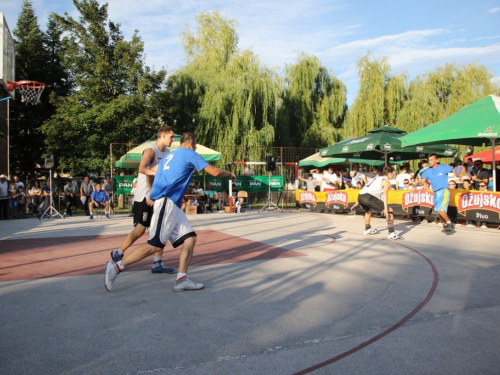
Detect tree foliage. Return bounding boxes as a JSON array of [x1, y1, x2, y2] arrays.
[[42, 0, 167, 175], [10, 0, 70, 179], [278, 53, 346, 148]]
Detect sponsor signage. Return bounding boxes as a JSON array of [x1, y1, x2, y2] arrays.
[[401, 191, 434, 211], [114, 176, 134, 195], [299, 191, 317, 206], [325, 191, 348, 209], [458, 192, 500, 218], [190, 175, 284, 192]]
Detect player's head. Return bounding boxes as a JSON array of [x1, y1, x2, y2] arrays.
[[158, 125, 175, 148], [428, 153, 438, 167], [382, 166, 394, 177], [181, 133, 197, 151]]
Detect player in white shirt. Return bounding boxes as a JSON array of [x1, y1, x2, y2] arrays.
[[357, 166, 403, 240]]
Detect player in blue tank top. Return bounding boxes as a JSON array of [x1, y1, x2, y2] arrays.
[[104, 133, 236, 293], [420, 153, 454, 234], [151, 148, 209, 206]]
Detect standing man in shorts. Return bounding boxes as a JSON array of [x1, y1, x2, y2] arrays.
[[357, 166, 403, 240], [110, 125, 176, 273], [420, 153, 454, 233], [105, 133, 236, 292]]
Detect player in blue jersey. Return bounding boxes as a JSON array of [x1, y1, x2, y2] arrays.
[[420, 153, 454, 233], [104, 133, 236, 292]]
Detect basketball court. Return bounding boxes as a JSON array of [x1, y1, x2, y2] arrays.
[[1, 211, 499, 374]]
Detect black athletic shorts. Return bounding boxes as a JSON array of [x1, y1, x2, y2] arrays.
[[358, 193, 384, 213], [133, 198, 154, 228]]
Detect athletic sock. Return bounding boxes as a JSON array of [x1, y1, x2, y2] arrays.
[[365, 225, 371, 230], [116, 261, 125, 272], [116, 249, 124, 256], [153, 256, 162, 263], [176, 272, 186, 282]]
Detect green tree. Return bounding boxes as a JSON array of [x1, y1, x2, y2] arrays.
[[277, 53, 347, 148], [344, 52, 407, 138], [42, 0, 167, 175], [10, 0, 63, 179], [176, 11, 281, 166]]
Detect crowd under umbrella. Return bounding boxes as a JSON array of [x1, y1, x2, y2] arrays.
[[400, 95, 500, 191], [464, 146, 500, 164], [319, 125, 457, 165], [298, 152, 403, 168]]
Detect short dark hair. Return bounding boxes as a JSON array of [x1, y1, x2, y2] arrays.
[[463, 179, 470, 183], [428, 153, 438, 159], [382, 166, 394, 176], [180, 133, 196, 144], [158, 125, 174, 137]]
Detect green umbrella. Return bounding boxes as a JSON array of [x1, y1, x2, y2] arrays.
[[115, 134, 222, 168], [400, 94, 500, 190], [320, 125, 457, 165]]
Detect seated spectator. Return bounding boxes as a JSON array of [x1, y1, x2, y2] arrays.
[[205, 183, 221, 212], [471, 160, 490, 190], [403, 179, 415, 190], [309, 169, 322, 191], [191, 181, 204, 195], [63, 180, 77, 217], [448, 180, 458, 190], [355, 180, 365, 190], [17, 186, 27, 219], [396, 165, 412, 190], [29, 181, 43, 214], [89, 183, 110, 219], [344, 181, 353, 189]]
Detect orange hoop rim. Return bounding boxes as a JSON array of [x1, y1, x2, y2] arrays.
[[7, 80, 45, 92]]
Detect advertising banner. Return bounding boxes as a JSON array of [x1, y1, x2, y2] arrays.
[[113, 176, 134, 195], [189, 175, 284, 193], [295, 189, 500, 224]]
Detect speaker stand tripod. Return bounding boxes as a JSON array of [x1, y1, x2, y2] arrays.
[[259, 173, 281, 212], [39, 169, 64, 220]]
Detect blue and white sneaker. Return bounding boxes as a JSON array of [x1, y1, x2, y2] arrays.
[[110, 250, 124, 263], [151, 261, 175, 274]]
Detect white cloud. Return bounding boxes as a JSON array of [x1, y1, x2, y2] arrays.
[[489, 7, 500, 13]]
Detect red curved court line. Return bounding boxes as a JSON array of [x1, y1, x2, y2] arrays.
[[293, 240, 439, 375]]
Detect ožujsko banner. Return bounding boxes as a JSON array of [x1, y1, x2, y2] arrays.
[[296, 189, 500, 224]]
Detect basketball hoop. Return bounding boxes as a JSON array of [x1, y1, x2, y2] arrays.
[[7, 80, 45, 105]]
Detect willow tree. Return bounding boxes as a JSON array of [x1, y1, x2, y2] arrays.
[[396, 62, 499, 158], [176, 11, 281, 166], [344, 52, 407, 137], [277, 53, 347, 148]]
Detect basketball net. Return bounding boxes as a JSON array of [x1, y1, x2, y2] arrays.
[[7, 80, 45, 105]]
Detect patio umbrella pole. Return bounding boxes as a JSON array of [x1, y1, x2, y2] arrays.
[[492, 139, 497, 192]]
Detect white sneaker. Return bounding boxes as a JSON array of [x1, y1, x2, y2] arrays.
[[174, 278, 204, 292], [388, 232, 403, 240], [480, 224, 487, 229], [104, 261, 120, 292], [466, 223, 475, 228], [364, 228, 378, 235]]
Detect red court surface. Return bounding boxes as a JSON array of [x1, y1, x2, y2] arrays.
[[0, 230, 306, 281]]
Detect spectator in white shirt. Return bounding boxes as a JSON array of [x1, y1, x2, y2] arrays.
[[322, 167, 338, 192]]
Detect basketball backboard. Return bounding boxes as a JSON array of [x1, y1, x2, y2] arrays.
[[0, 13, 15, 98]]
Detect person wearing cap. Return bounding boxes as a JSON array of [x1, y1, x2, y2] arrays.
[[0, 174, 9, 220]]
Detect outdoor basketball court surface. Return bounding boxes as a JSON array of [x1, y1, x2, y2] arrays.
[[1, 211, 499, 375]]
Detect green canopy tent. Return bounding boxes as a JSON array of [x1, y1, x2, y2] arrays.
[[115, 134, 222, 168], [320, 125, 457, 165], [400, 95, 500, 190], [298, 153, 402, 168]]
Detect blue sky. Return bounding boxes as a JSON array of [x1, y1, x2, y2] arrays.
[[2, 0, 500, 104]]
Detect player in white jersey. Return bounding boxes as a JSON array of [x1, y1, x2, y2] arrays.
[[110, 126, 176, 273], [357, 166, 403, 240]]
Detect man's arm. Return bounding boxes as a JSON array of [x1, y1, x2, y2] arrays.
[[204, 165, 236, 180], [138, 148, 157, 177]]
